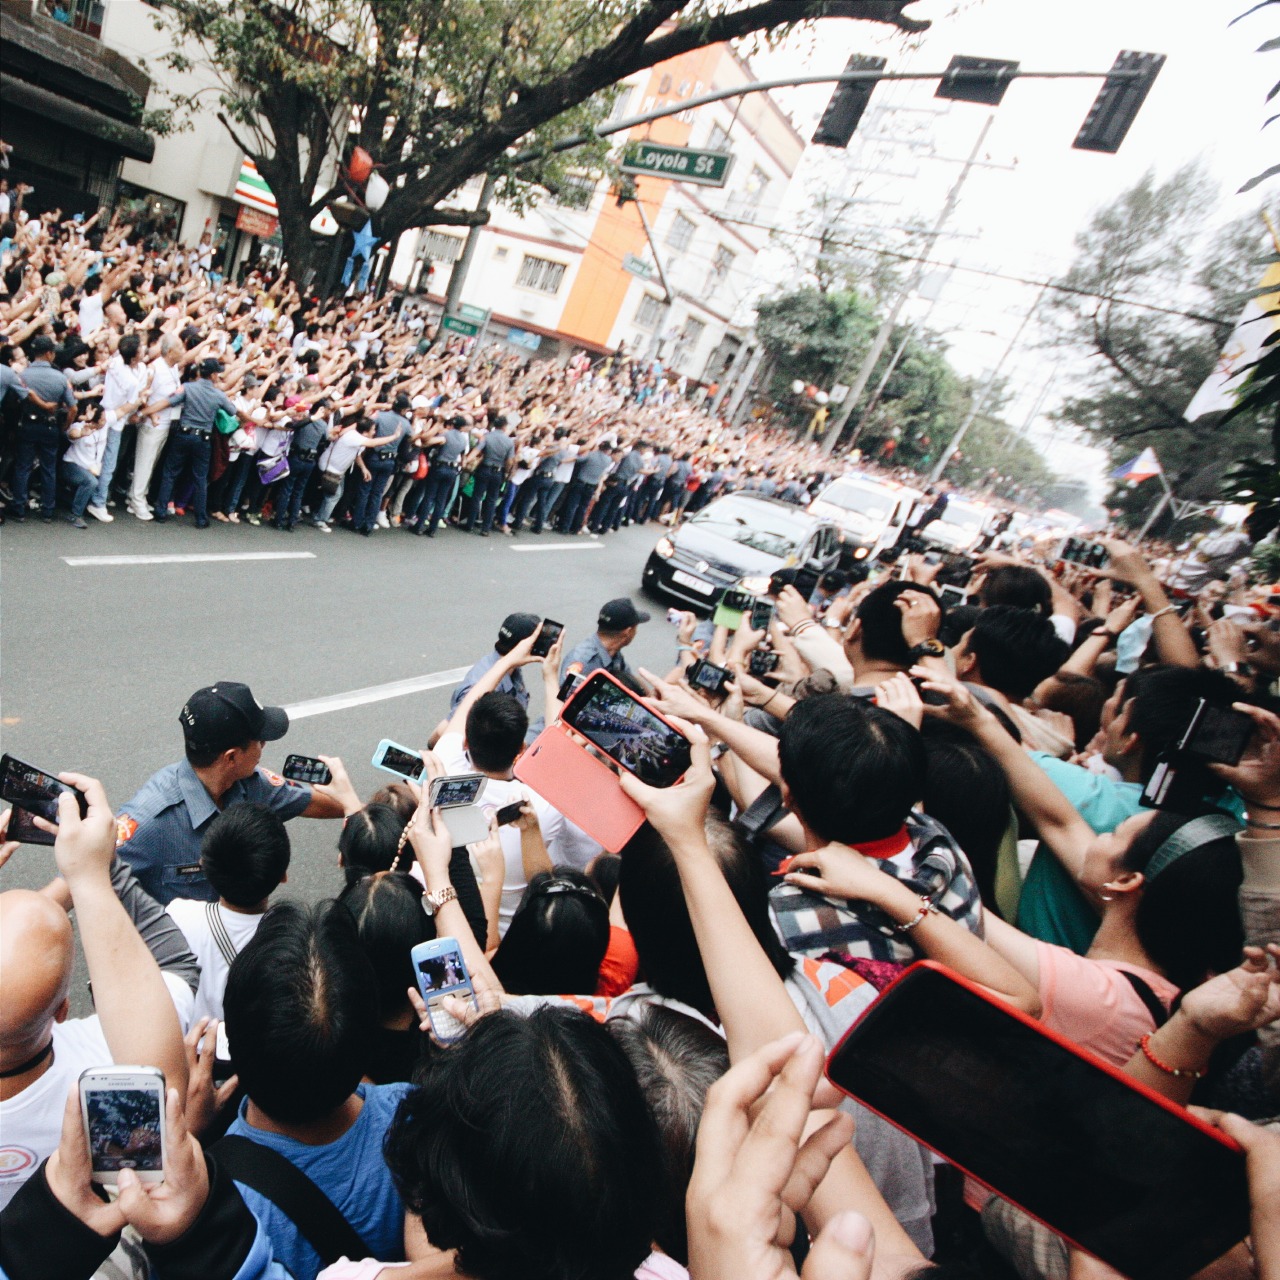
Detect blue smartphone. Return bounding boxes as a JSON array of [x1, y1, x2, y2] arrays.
[[410, 937, 478, 1044], [371, 738, 425, 781]]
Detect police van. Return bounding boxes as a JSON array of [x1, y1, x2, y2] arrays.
[[808, 474, 922, 566]]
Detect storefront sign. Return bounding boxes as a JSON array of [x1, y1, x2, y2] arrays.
[[506, 328, 542, 352], [235, 205, 279, 238]]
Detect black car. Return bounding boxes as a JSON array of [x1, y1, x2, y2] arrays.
[[641, 493, 842, 610]]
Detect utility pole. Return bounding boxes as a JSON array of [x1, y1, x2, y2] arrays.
[[443, 173, 496, 318], [927, 282, 1046, 483], [821, 114, 994, 455]]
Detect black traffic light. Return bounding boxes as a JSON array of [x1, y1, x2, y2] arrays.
[[935, 55, 1020, 106], [812, 55, 886, 148], [1074, 51, 1166, 154]]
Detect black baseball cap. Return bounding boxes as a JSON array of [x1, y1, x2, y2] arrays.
[[199, 358, 225, 377], [496, 612, 540, 655], [598, 598, 651, 631], [180, 682, 289, 753]]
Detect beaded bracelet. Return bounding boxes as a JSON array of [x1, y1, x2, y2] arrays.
[[1139, 1032, 1206, 1080], [895, 895, 938, 933]]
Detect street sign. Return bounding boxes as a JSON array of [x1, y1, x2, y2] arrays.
[[442, 315, 479, 337], [622, 253, 654, 280], [620, 142, 733, 188], [458, 303, 488, 322], [506, 327, 542, 352]]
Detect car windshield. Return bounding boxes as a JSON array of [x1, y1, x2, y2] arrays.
[[821, 481, 891, 521], [942, 504, 986, 531], [689, 499, 802, 558]]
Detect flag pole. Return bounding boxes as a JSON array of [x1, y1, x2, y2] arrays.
[[1136, 463, 1174, 541]]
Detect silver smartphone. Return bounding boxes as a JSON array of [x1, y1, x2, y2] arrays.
[[79, 1066, 166, 1186]]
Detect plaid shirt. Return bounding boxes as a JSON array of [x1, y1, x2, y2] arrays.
[[769, 811, 983, 964]]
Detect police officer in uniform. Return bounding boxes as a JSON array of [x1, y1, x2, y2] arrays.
[[560, 598, 651, 695], [352, 394, 408, 535], [7, 336, 75, 523], [114, 682, 346, 904], [412, 412, 470, 537], [465, 410, 516, 535]]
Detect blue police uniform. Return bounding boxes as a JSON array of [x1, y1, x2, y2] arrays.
[[10, 360, 74, 520], [560, 633, 639, 689], [449, 650, 529, 713], [115, 760, 312, 904]]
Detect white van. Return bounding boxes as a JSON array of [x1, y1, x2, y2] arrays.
[[917, 497, 991, 554], [809, 475, 922, 564]]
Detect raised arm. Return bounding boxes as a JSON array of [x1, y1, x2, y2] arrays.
[[1101, 539, 1198, 669]]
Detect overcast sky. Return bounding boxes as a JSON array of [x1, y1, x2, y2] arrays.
[[747, 0, 1278, 497]]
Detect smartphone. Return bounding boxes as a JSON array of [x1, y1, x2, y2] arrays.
[[558, 671, 586, 704], [1178, 698, 1253, 767], [282, 754, 332, 786], [79, 1067, 167, 1187], [666, 608, 686, 625], [687, 657, 733, 697], [826, 963, 1248, 1280], [938, 554, 975, 588], [910, 676, 952, 708], [749, 598, 775, 632], [721, 587, 753, 613], [530, 619, 563, 659], [938, 584, 967, 609], [560, 671, 692, 789], [372, 739, 425, 782], [791, 565, 821, 600], [494, 800, 525, 826], [0, 754, 89, 847], [428, 773, 487, 809], [410, 937, 478, 1044], [748, 649, 780, 677]]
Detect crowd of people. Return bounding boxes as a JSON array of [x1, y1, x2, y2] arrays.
[[0, 201, 860, 537], [2, 500, 1279, 1280]]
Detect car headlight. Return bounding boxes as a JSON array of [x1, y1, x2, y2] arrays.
[[853, 546, 869, 559], [654, 536, 675, 559], [739, 575, 771, 595]]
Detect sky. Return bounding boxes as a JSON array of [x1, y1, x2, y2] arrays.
[[746, 0, 1278, 497]]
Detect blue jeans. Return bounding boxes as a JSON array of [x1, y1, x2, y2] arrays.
[[90, 428, 124, 508], [353, 457, 394, 531], [274, 456, 316, 525], [498, 479, 521, 528], [466, 466, 504, 532], [416, 464, 458, 533], [12, 436, 60, 516], [513, 474, 553, 531], [559, 480, 595, 534], [590, 483, 627, 532], [62, 461, 98, 518], [154, 431, 212, 524], [314, 478, 347, 525]]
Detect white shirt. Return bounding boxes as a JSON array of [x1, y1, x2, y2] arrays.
[[78, 292, 105, 338], [321, 427, 373, 475], [165, 899, 265, 1024], [101, 356, 144, 429], [63, 422, 109, 472], [146, 356, 182, 428], [553, 443, 580, 484]]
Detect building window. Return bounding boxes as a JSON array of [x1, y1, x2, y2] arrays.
[[743, 165, 770, 208], [494, 246, 509, 260], [553, 174, 596, 210], [608, 87, 634, 123], [516, 255, 568, 294], [419, 230, 464, 262], [681, 317, 706, 347], [635, 293, 664, 329], [707, 123, 733, 155], [703, 245, 736, 296], [42, 0, 104, 37], [666, 212, 695, 253]]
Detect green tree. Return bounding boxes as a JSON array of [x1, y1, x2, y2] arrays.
[[147, 0, 928, 287], [753, 286, 880, 399]]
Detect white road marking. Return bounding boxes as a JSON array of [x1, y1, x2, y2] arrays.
[[283, 667, 471, 720], [509, 542, 604, 553], [61, 552, 317, 567]]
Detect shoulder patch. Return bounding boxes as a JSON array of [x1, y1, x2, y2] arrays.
[[262, 770, 285, 787], [115, 814, 139, 847], [565, 661, 584, 676]]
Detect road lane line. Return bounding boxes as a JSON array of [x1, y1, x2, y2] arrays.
[[283, 667, 471, 720], [61, 552, 317, 567], [509, 543, 604, 552]]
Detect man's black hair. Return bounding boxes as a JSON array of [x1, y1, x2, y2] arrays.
[[223, 900, 377, 1123], [201, 802, 290, 907], [184, 739, 252, 769], [965, 605, 1070, 702], [854, 581, 941, 669], [385, 1007, 663, 1280], [117, 332, 140, 364], [466, 692, 528, 772], [1122, 665, 1245, 781], [979, 565, 1052, 615], [491, 869, 609, 996], [779, 693, 926, 843]]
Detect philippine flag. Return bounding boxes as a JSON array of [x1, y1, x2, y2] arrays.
[[1110, 447, 1162, 484]]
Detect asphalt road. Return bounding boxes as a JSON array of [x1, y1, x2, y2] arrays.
[[0, 514, 678, 1010]]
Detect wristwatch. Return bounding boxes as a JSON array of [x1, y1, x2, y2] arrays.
[[907, 640, 945, 661], [422, 885, 458, 916]]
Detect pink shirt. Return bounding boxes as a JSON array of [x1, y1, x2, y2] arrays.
[[1034, 941, 1178, 1066]]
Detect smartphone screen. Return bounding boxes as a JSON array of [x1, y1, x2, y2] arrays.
[[374, 741, 425, 781], [560, 675, 691, 788], [530, 619, 563, 659], [411, 939, 477, 1044], [1181, 700, 1253, 767], [282, 754, 332, 786], [939, 584, 967, 608], [750, 599, 775, 631], [429, 774, 485, 809], [80, 1071, 166, 1184], [687, 658, 732, 696], [495, 800, 525, 826], [748, 650, 780, 677], [791, 566, 821, 599], [721, 588, 752, 613], [0, 754, 88, 846], [826, 965, 1249, 1280]]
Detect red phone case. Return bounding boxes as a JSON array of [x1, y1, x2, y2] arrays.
[[826, 961, 1247, 1277]]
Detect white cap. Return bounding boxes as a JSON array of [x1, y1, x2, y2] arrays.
[[411, 395, 431, 410]]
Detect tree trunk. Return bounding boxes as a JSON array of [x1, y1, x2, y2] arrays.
[[270, 183, 318, 291]]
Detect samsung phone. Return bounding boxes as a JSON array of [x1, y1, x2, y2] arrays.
[[1059, 536, 1109, 570], [687, 658, 733, 697], [0, 754, 89, 847], [530, 619, 563, 659], [826, 963, 1248, 1280], [79, 1066, 167, 1187], [749, 598, 775, 632], [410, 937, 478, 1044], [1179, 697, 1253, 767], [494, 800, 525, 827], [372, 739, 426, 782], [559, 671, 692, 789], [748, 649, 781, 677], [428, 773, 487, 809], [791, 565, 822, 600], [721, 587, 753, 613], [282, 754, 332, 786]]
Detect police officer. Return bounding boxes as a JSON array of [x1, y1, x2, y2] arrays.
[[273, 401, 335, 531], [464, 409, 516, 535], [559, 440, 617, 535], [510, 432, 564, 535], [412, 412, 470, 537], [144, 358, 251, 528], [352, 393, 408, 535], [114, 681, 346, 904], [7, 336, 75, 523], [591, 439, 643, 534], [449, 612, 540, 714], [560, 598, 651, 695]]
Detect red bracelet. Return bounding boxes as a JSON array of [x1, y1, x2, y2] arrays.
[[1139, 1032, 1206, 1080]]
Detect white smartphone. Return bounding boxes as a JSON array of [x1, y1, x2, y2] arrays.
[[371, 738, 426, 782], [428, 773, 491, 845], [79, 1066, 167, 1186], [410, 937, 478, 1044]]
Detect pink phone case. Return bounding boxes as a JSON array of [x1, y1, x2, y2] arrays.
[[514, 721, 646, 852]]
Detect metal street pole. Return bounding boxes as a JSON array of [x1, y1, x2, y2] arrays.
[[1137, 468, 1176, 540], [822, 114, 994, 455], [443, 173, 496, 318], [710, 336, 753, 415]]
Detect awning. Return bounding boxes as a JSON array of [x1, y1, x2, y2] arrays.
[[233, 158, 278, 216], [0, 75, 154, 163]]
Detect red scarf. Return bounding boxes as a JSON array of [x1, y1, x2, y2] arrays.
[[775, 826, 910, 875]]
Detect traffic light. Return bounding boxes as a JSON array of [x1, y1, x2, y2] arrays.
[[935, 55, 1020, 106], [812, 55, 886, 148], [1073, 51, 1166, 154]]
